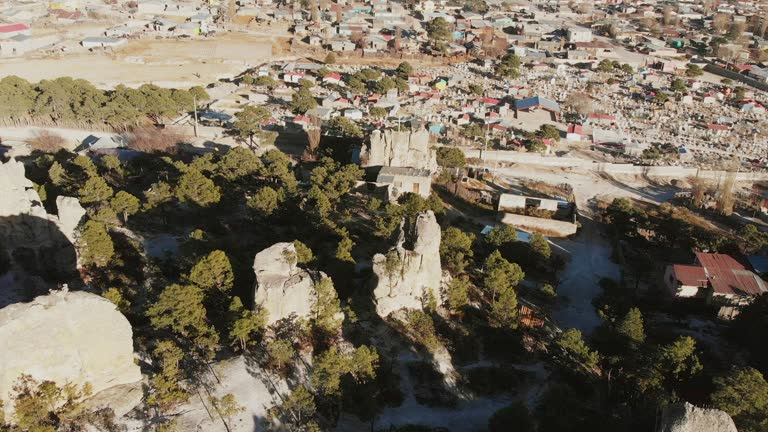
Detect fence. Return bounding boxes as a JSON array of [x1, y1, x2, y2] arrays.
[[462, 149, 768, 181], [703, 63, 768, 92]]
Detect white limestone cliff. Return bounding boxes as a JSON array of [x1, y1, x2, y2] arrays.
[[362, 130, 437, 172], [372, 211, 444, 317], [253, 242, 327, 326], [659, 402, 738, 432], [0, 290, 142, 417]]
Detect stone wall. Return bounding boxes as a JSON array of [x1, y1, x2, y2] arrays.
[[500, 213, 578, 237], [462, 148, 768, 181]]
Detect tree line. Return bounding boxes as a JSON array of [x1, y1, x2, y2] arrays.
[[0, 76, 209, 130]]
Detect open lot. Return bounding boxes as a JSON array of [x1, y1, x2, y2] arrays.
[[0, 32, 278, 89]]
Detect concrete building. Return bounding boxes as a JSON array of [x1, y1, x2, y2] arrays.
[[567, 28, 592, 43], [497, 193, 562, 212], [375, 166, 431, 199], [81, 37, 126, 49]]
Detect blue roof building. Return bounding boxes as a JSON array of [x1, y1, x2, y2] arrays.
[[514, 96, 560, 112]]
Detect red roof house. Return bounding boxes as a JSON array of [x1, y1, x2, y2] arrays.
[[0, 23, 30, 39], [665, 253, 767, 306]]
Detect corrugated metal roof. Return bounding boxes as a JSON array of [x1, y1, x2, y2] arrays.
[[696, 252, 767, 296], [672, 264, 707, 287], [514, 96, 560, 112]]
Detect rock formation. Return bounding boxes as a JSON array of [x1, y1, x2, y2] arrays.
[[0, 158, 85, 280], [372, 211, 443, 317], [55, 196, 87, 245], [0, 290, 142, 417], [253, 242, 326, 326], [361, 130, 437, 172], [658, 402, 737, 432]]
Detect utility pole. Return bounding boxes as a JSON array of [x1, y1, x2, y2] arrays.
[[193, 95, 199, 138]]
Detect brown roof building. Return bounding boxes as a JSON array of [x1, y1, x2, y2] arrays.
[[664, 253, 767, 313]]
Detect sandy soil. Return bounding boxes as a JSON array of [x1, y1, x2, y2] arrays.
[[0, 33, 276, 89]]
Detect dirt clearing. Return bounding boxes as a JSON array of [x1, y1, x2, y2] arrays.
[[0, 33, 278, 89]]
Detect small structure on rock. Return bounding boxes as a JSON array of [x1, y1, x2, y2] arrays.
[[253, 242, 331, 326], [658, 402, 737, 432], [371, 211, 444, 317], [0, 290, 143, 418]]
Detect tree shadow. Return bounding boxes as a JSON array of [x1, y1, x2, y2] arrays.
[[0, 214, 82, 308]]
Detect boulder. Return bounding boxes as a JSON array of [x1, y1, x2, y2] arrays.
[[0, 158, 45, 220], [55, 196, 86, 245], [0, 159, 82, 281], [658, 402, 737, 432], [372, 211, 443, 317], [361, 130, 437, 172], [253, 242, 326, 326], [0, 290, 142, 418]]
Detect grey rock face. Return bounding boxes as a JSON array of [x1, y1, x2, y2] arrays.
[[362, 130, 437, 172], [0, 159, 85, 281], [253, 242, 327, 325], [372, 211, 443, 317], [0, 290, 142, 418], [659, 402, 738, 432]]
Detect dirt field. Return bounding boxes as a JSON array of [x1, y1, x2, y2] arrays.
[[0, 32, 278, 89]]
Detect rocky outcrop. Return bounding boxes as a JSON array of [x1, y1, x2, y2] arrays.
[[0, 158, 46, 220], [253, 243, 325, 326], [372, 211, 443, 317], [55, 196, 86, 245], [362, 130, 437, 172], [659, 402, 737, 432], [0, 290, 142, 418], [0, 159, 84, 279]]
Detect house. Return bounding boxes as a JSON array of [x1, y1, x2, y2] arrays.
[[665, 252, 768, 308], [567, 50, 591, 60], [283, 72, 305, 84], [76, 135, 128, 153], [498, 194, 563, 213], [513, 96, 561, 120], [375, 166, 431, 199], [330, 39, 356, 51], [344, 109, 363, 120], [0, 34, 29, 57], [740, 101, 766, 114], [566, 124, 584, 141], [567, 28, 592, 43], [323, 73, 343, 85], [0, 23, 30, 40], [365, 34, 389, 50], [81, 37, 126, 49]]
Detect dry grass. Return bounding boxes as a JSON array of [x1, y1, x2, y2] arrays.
[[28, 130, 67, 153], [126, 127, 184, 153]]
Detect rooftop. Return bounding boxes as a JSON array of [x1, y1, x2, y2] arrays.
[[378, 166, 431, 178], [696, 252, 768, 297]]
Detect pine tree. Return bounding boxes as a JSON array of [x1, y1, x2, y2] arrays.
[[110, 191, 140, 223], [617, 307, 645, 344], [175, 169, 221, 207], [78, 220, 114, 268], [187, 250, 234, 293], [78, 176, 114, 204]]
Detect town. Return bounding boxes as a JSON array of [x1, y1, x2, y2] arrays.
[[0, 0, 767, 432]]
